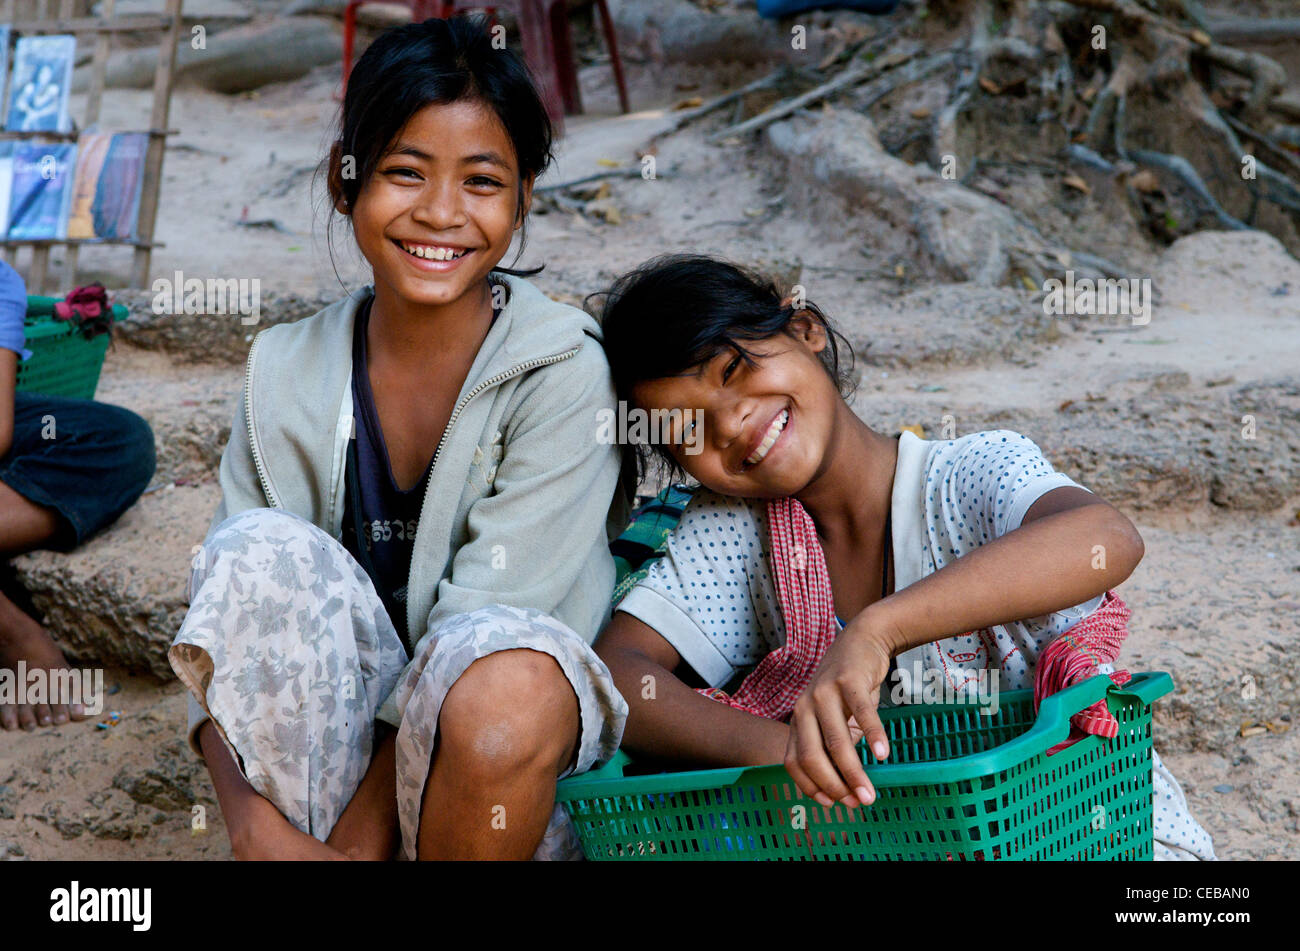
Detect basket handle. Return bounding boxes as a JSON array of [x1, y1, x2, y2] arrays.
[[582, 748, 633, 780], [1104, 670, 1174, 706], [1031, 671, 1113, 739], [557, 747, 753, 798], [1020, 670, 1171, 753]]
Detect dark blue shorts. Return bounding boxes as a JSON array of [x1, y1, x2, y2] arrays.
[[1, 391, 156, 552]]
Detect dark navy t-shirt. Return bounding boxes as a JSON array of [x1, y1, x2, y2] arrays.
[[340, 285, 504, 649]]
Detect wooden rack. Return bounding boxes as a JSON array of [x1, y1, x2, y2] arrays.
[[0, 0, 183, 294]]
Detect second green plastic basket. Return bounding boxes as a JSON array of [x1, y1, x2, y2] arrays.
[[15, 295, 129, 400], [557, 671, 1173, 861]]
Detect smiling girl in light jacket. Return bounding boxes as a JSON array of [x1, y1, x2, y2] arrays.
[[170, 16, 629, 861]]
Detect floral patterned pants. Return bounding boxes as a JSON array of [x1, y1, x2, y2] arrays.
[[169, 507, 627, 860]]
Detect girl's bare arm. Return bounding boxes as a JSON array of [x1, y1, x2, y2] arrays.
[[596, 611, 791, 769], [873, 487, 1143, 651], [787, 487, 1145, 807]]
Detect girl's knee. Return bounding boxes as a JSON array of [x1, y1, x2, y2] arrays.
[[208, 506, 317, 549], [194, 507, 331, 590], [436, 649, 578, 775]]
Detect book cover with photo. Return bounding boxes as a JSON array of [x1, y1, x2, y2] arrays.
[[7, 142, 77, 239], [67, 132, 148, 239], [6, 34, 76, 134]]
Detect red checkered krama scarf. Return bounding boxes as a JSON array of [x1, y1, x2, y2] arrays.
[[697, 496, 1132, 750]]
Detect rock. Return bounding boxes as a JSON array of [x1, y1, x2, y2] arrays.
[[764, 107, 1045, 286], [1155, 229, 1300, 296], [856, 369, 1299, 516], [148, 401, 231, 488], [91, 0, 253, 30], [0, 840, 26, 860], [287, 0, 415, 28], [840, 282, 1056, 368], [1034, 379, 1300, 514], [740, 256, 803, 299], [110, 740, 207, 824], [86, 816, 146, 841], [110, 287, 342, 366], [1043, 411, 1212, 512], [285, 0, 349, 15], [353, 2, 420, 28], [9, 483, 221, 678], [92, 346, 240, 486], [609, 0, 829, 66], [72, 16, 343, 95], [1206, 380, 1299, 512], [36, 801, 86, 839], [112, 765, 196, 812]]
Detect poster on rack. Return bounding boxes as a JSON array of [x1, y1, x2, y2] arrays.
[[67, 131, 149, 239], [6, 142, 77, 239], [6, 34, 76, 133]]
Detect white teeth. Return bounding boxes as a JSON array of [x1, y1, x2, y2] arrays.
[[745, 409, 788, 466], [401, 242, 467, 261]]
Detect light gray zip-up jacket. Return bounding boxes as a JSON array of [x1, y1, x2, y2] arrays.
[[186, 272, 628, 740]]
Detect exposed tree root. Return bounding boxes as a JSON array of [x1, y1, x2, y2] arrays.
[[708, 47, 958, 142], [942, 0, 1300, 252], [644, 0, 1300, 283]]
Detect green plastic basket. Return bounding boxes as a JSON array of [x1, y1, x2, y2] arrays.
[[557, 671, 1173, 861], [15, 295, 129, 400]]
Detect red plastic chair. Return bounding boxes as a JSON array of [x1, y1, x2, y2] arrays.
[[342, 1, 447, 89], [341, 0, 630, 133]]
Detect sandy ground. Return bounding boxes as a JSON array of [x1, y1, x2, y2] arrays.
[[1, 49, 1297, 861]]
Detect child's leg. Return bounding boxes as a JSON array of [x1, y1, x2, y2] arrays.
[[387, 604, 628, 860], [0, 525, 78, 729], [0, 392, 153, 729], [170, 507, 409, 850], [0, 477, 73, 730], [2, 392, 156, 555], [418, 649, 579, 859], [0, 476, 65, 555]]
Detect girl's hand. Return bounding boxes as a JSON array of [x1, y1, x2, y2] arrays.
[[784, 615, 898, 808]]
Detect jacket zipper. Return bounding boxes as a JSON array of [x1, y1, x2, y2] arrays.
[[413, 345, 581, 527], [244, 326, 582, 634], [406, 346, 581, 634], [243, 331, 280, 509]]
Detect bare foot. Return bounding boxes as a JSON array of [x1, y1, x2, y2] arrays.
[[0, 590, 89, 731]]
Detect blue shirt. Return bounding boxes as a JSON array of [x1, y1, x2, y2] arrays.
[[0, 260, 32, 362]]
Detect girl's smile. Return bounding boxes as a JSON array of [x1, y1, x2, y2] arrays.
[[742, 405, 791, 468], [393, 239, 477, 272]]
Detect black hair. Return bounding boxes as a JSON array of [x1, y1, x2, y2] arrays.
[[321, 13, 554, 282], [593, 253, 857, 486]]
